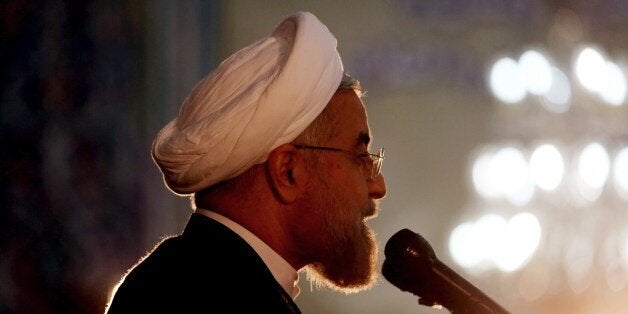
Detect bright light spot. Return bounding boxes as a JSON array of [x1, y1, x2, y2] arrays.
[[600, 61, 627, 106], [471, 147, 534, 204], [578, 143, 610, 188], [449, 222, 481, 268], [614, 147, 628, 200], [474, 214, 508, 265], [490, 57, 526, 104], [577, 142, 610, 201], [530, 144, 564, 191], [508, 183, 535, 206], [519, 50, 553, 95], [542, 67, 571, 113], [495, 212, 541, 272], [450, 213, 543, 273], [493, 147, 534, 205], [575, 47, 606, 93], [472, 151, 500, 198]]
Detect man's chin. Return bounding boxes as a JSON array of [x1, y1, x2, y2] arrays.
[[304, 230, 379, 294], [362, 201, 379, 220], [304, 263, 378, 294]]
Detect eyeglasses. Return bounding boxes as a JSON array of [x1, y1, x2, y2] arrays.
[[294, 144, 384, 180]]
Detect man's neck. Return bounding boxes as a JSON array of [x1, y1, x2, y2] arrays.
[[195, 208, 301, 299]]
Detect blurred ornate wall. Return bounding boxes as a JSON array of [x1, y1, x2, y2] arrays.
[[1, 1, 220, 313]]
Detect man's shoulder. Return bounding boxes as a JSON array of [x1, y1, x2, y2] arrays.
[[117, 214, 267, 285], [107, 214, 297, 313]]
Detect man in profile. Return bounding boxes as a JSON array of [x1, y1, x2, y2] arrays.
[[107, 11, 386, 313]]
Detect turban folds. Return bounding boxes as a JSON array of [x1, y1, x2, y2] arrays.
[[152, 11, 344, 195]]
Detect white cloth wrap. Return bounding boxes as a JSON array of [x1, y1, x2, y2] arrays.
[[152, 11, 344, 195]]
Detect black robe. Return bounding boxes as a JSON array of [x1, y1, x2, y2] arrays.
[[107, 213, 301, 313]]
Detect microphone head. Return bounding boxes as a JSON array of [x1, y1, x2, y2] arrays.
[[384, 228, 436, 263], [382, 229, 440, 305]]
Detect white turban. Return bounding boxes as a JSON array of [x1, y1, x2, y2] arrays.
[[152, 11, 344, 195]]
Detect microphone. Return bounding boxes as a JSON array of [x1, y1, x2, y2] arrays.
[[382, 229, 510, 314]]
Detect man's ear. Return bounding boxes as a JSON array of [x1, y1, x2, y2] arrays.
[[266, 144, 308, 203]]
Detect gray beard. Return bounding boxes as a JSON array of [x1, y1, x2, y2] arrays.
[[304, 192, 379, 293]]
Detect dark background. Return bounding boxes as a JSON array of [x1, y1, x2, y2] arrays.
[[1, 1, 221, 312]]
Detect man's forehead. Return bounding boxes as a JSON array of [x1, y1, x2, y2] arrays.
[[326, 89, 371, 149]]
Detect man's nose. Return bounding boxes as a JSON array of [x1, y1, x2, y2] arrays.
[[368, 173, 387, 199]]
